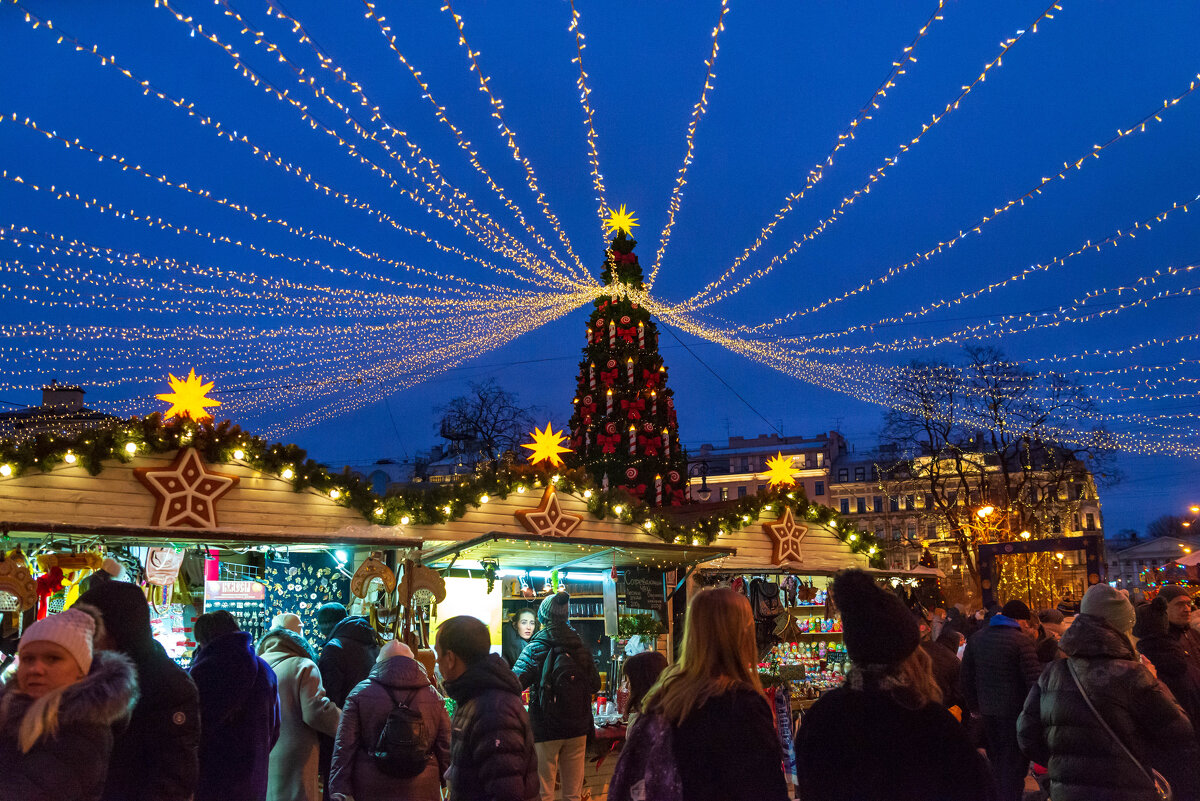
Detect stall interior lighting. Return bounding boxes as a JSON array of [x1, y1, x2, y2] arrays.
[[496, 568, 609, 580]]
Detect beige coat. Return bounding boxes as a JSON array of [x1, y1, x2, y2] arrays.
[[257, 629, 341, 801]]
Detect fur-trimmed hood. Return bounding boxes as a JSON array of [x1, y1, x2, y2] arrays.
[[0, 649, 138, 736], [256, 627, 318, 665]]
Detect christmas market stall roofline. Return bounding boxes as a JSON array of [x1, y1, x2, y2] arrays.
[[0, 415, 886, 563]]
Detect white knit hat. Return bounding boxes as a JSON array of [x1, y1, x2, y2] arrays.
[[19, 607, 97, 673]]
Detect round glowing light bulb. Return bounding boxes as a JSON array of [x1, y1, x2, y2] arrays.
[[583, 489, 593, 499], [443, 505, 453, 515], [848, 533, 857, 542], [124, 442, 138, 454], [281, 467, 294, 480], [232, 449, 245, 460], [373, 507, 385, 517], [479, 494, 490, 504], [644, 521, 654, 531], [0, 464, 11, 477], [400, 515, 411, 526], [64, 451, 77, 464], [613, 505, 624, 515], [329, 489, 341, 500], [517, 486, 527, 494]]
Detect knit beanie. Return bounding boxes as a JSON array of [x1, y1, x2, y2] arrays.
[[20, 607, 97, 673], [316, 603, 348, 638], [1157, 585, 1192, 604], [1000, 600, 1032, 621], [831, 569, 919, 665], [75, 580, 153, 656], [539, 591, 570, 625], [1081, 583, 1136, 635], [1133, 598, 1170, 639]]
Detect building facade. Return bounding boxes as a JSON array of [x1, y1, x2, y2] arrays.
[[0, 381, 117, 440], [688, 432, 845, 506]]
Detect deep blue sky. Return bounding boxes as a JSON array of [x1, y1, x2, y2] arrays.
[[1, 1, 1197, 535]]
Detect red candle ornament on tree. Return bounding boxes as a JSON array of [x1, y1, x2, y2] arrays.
[[629, 425, 637, 456]]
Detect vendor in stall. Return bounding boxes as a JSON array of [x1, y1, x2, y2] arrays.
[[502, 607, 538, 668]]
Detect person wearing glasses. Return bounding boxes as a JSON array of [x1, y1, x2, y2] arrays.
[[1159, 585, 1200, 673]]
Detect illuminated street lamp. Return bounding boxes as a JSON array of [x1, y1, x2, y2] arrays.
[[1020, 530, 1032, 540], [977, 506, 996, 519]]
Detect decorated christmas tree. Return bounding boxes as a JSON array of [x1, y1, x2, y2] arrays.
[[566, 208, 688, 506]]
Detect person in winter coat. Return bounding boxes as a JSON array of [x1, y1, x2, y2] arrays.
[[794, 571, 994, 801], [618, 650, 667, 727], [76, 580, 200, 801], [1018, 583, 1200, 801], [1134, 595, 1200, 727], [1157, 585, 1200, 672], [329, 640, 451, 801], [502, 607, 538, 668], [258, 626, 342, 801], [436, 615, 539, 801], [961, 598, 1041, 801], [610, 587, 788, 801], [1036, 609, 1068, 664], [919, 628, 965, 718], [512, 591, 601, 801], [318, 607, 380, 708], [0, 606, 138, 801], [190, 610, 281, 801]]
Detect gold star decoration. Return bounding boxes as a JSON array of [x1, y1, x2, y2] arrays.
[[135, 447, 239, 528], [763, 506, 808, 566], [604, 204, 640, 236], [520, 422, 573, 468], [515, 486, 583, 538], [761, 452, 796, 487], [156, 368, 221, 421]]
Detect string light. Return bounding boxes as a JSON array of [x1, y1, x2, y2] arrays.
[[567, 0, 610, 234], [646, 0, 730, 289]]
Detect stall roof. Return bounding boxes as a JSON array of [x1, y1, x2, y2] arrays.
[[0, 520, 424, 550], [419, 531, 733, 572], [865, 565, 948, 579]]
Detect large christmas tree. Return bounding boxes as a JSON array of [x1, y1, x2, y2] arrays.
[[567, 216, 688, 506]]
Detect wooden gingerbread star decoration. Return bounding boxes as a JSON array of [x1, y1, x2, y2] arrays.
[[763, 506, 808, 566], [135, 447, 239, 528], [515, 486, 583, 538]]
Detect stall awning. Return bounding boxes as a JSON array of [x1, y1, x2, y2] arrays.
[[0, 520, 424, 550], [1176, 552, 1200, 567], [419, 531, 733, 572]]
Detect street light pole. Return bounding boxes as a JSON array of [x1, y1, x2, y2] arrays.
[[1020, 530, 1033, 609]]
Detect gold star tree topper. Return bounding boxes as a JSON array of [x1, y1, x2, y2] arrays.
[[156, 369, 221, 421], [521, 423, 573, 468], [762, 452, 796, 488], [604, 204, 639, 236]]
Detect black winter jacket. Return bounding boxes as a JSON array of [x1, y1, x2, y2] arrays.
[[920, 640, 966, 714], [796, 684, 995, 801], [319, 616, 380, 708], [190, 631, 281, 801], [512, 621, 600, 742], [1136, 607, 1200, 727], [1018, 613, 1200, 801], [444, 654, 539, 801], [0, 651, 138, 801], [961, 615, 1040, 718], [674, 687, 789, 801]]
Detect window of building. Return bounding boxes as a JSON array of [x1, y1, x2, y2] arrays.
[[814, 481, 825, 496], [741, 457, 749, 472], [889, 497, 899, 512], [838, 468, 849, 482], [854, 467, 865, 482], [856, 497, 866, 514], [719, 487, 728, 501], [737, 486, 747, 498], [947, 491, 958, 506], [1052, 515, 1062, 533], [908, 524, 917, 540], [1073, 514, 1081, 531], [839, 498, 850, 514], [798, 453, 806, 468], [874, 524, 884, 540], [924, 493, 934, 509], [1086, 513, 1096, 531], [757, 484, 766, 494], [926, 523, 938, 539], [873, 496, 884, 512], [817, 452, 824, 467]]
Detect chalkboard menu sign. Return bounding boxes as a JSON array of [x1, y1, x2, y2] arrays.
[[624, 571, 665, 614]]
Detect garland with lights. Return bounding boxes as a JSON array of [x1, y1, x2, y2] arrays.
[[0, 414, 885, 565]]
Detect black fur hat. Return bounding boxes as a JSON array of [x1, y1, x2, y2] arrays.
[[831, 569, 920, 666]]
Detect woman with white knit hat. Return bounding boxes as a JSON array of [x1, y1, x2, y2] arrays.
[[0, 606, 138, 801]]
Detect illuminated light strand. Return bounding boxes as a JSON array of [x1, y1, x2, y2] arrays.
[[702, 68, 1200, 321], [6, 4, 567, 292], [232, 1, 581, 288], [638, 295, 1200, 458], [731, 192, 1199, 342], [153, 0, 575, 290], [0, 113, 553, 293], [716, 0, 949, 291], [646, 0, 730, 289], [682, 1, 1068, 310], [440, 0, 589, 280], [567, 0, 609, 232], [0, 169, 605, 303], [278, 1, 590, 286]]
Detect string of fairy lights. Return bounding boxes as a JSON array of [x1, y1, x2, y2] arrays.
[[0, 1, 1195, 461]]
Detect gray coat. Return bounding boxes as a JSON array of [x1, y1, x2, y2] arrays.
[[257, 628, 341, 801], [329, 655, 450, 801]]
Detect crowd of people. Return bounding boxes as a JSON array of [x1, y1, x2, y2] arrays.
[[4, 572, 1200, 800]]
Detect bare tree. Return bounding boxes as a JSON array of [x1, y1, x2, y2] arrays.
[[1146, 514, 1190, 540], [877, 346, 1120, 593], [437, 379, 538, 461]]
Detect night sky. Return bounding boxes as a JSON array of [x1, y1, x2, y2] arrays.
[[1, 1, 1197, 535]]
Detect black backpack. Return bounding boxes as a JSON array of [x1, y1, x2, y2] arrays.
[[538, 645, 591, 720], [368, 682, 430, 779]]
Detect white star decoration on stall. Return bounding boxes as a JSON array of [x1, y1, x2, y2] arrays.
[[515, 486, 583, 538], [134, 447, 239, 528], [763, 506, 807, 566]]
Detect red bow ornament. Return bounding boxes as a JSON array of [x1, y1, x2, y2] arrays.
[[614, 251, 637, 265], [620, 398, 646, 420], [637, 435, 661, 457], [642, 369, 661, 389], [598, 433, 621, 454], [600, 369, 618, 387], [669, 488, 687, 506], [616, 326, 637, 344], [620, 483, 647, 498]]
